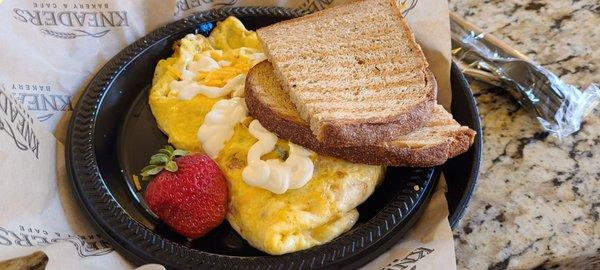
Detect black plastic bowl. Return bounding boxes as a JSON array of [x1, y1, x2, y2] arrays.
[[66, 6, 481, 270]]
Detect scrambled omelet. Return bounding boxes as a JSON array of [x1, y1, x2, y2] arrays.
[[148, 17, 384, 255]]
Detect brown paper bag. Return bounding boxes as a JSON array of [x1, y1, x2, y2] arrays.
[[0, 1, 455, 268]]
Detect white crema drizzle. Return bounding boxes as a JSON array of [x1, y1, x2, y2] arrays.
[[169, 54, 246, 100], [197, 97, 248, 158], [242, 120, 314, 194]]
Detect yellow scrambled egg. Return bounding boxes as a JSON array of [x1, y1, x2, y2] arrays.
[[148, 17, 384, 255]]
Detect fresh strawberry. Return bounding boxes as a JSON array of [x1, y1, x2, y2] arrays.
[[141, 146, 228, 239]]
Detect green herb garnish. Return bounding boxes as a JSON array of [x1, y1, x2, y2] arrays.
[[275, 145, 289, 161]]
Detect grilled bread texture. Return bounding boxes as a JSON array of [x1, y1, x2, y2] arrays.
[[245, 61, 476, 166], [257, 0, 436, 146]]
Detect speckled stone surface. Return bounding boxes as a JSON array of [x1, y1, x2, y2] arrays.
[[449, 0, 600, 269]]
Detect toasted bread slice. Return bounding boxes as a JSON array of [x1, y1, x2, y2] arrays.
[[246, 61, 475, 166], [257, 0, 436, 146]]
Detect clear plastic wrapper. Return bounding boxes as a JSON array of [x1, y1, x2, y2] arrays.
[[450, 16, 600, 139]]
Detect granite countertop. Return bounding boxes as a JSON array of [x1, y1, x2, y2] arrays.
[[449, 0, 599, 269]]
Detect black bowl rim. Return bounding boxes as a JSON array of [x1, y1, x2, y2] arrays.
[[447, 64, 483, 228], [65, 5, 482, 270]]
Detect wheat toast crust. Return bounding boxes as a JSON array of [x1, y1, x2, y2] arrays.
[[317, 70, 437, 146], [245, 62, 476, 166]]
